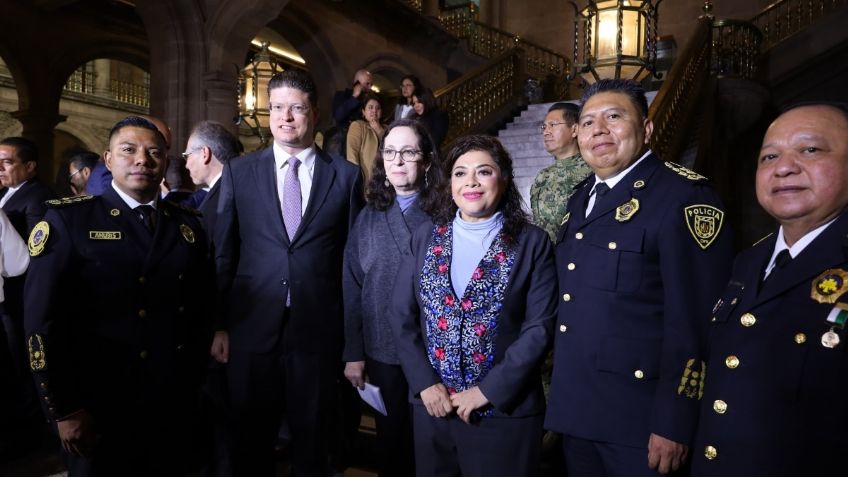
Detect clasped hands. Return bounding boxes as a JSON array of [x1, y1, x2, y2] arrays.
[[420, 383, 489, 423]]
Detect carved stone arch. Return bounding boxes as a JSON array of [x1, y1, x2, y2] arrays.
[[55, 122, 106, 155]]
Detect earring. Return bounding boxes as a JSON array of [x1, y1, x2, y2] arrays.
[[425, 174, 429, 188], [384, 178, 390, 187]]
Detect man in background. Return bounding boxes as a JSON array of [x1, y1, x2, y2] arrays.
[[67, 149, 100, 196]]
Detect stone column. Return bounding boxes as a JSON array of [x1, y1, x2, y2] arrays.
[[204, 72, 240, 136], [93, 59, 111, 97], [11, 111, 67, 185]]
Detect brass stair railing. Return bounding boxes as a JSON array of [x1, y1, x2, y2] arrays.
[[711, 19, 763, 79], [438, 3, 570, 100], [751, 0, 848, 49], [433, 49, 524, 148], [648, 17, 712, 162]]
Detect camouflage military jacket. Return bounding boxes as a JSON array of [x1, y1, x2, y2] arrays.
[[530, 153, 591, 241]]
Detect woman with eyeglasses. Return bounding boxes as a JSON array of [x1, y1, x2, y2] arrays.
[[394, 74, 422, 121], [346, 91, 386, 185], [390, 134, 557, 476], [343, 118, 443, 477]]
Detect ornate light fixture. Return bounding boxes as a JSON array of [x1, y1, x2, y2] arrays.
[[236, 41, 283, 147], [569, 0, 662, 84]]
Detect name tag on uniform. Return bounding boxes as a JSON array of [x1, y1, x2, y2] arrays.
[[89, 231, 122, 240]]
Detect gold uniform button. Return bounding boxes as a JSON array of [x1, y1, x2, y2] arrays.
[[138, 276, 146, 284], [634, 369, 644, 379], [713, 399, 727, 414], [704, 445, 717, 460], [567, 263, 576, 271], [740, 313, 756, 327], [725, 355, 740, 369], [562, 293, 572, 302], [794, 333, 807, 344], [138, 309, 147, 318], [575, 232, 584, 240], [559, 324, 567, 333], [608, 242, 617, 250], [140, 350, 149, 359]]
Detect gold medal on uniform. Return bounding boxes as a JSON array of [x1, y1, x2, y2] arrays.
[[180, 224, 196, 244], [615, 198, 639, 222], [811, 269, 848, 304], [822, 326, 841, 348]]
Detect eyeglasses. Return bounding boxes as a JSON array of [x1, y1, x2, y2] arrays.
[[382, 149, 423, 162], [68, 168, 84, 180], [269, 103, 310, 115], [181, 147, 202, 159], [540, 121, 568, 133]]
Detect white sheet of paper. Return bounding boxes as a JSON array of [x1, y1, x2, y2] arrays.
[[357, 383, 387, 416]]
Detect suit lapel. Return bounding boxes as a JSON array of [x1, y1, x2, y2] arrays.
[[582, 155, 661, 226], [293, 148, 335, 244], [102, 187, 152, 254], [755, 214, 848, 305], [386, 201, 415, 254], [145, 201, 183, 273], [253, 148, 289, 246]]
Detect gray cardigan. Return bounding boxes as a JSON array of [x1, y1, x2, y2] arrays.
[[343, 199, 431, 364]]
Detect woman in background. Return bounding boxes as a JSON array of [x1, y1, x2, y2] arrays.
[[411, 88, 448, 149], [390, 134, 557, 477], [393, 75, 422, 121], [343, 119, 443, 477], [347, 91, 386, 184]]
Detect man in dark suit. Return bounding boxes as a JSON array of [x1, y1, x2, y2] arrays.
[[545, 79, 734, 476], [691, 102, 848, 477], [23, 116, 215, 476], [0, 136, 55, 457], [214, 69, 363, 477], [182, 120, 240, 239]]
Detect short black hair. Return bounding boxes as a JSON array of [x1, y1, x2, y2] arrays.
[[108, 116, 167, 147], [547, 102, 579, 125], [67, 149, 100, 171], [0, 137, 38, 164], [267, 69, 318, 107], [189, 120, 241, 164], [580, 79, 649, 119]]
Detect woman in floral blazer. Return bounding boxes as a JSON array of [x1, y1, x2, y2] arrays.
[[390, 134, 558, 476]]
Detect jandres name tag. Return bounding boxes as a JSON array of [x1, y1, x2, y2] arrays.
[[89, 231, 122, 240]]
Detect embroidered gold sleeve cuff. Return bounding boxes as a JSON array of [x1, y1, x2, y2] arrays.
[[678, 358, 706, 399]]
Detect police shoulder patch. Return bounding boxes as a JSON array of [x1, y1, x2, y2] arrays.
[[684, 204, 724, 250], [45, 195, 95, 207], [28, 221, 50, 257], [664, 161, 707, 181]]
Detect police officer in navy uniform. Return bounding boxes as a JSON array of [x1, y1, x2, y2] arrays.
[[691, 102, 848, 477], [23, 116, 214, 476], [545, 79, 734, 476]]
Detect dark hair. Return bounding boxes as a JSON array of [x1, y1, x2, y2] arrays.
[[359, 91, 382, 113], [0, 137, 38, 164], [190, 120, 241, 163], [399, 74, 423, 105], [435, 134, 528, 240], [268, 69, 318, 107], [779, 100, 848, 123], [580, 79, 649, 119], [366, 118, 442, 215], [413, 88, 438, 118], [547, 102, 579, 125], [67, 149, 100, 171], [108, 116, 167, 146]]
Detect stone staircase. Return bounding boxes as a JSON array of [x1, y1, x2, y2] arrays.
[[499, 92, 658, 214]]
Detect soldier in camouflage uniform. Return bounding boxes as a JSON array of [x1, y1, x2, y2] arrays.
[[530, 102, 591, 241]]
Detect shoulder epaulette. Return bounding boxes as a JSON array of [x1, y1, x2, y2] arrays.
[[45, 195, 95, 207], [164, 200, 202, 216], [663, 161, 708, 182], [752, 232, 774, 247]]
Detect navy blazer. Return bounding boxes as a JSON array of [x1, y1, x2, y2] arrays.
[[391, 221, 557, 416], [2, 177, 54, 239], [215, 146, 363, 354], [692, 213, 848, 477], [545, 153, 734, 447]]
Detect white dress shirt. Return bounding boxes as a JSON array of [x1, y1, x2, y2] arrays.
[[763, 219, 836, 279], [585, 150, 651, 216], [0, 208, 29, 303], [111, 181, 157, 210], [0, 180, 28, 208]]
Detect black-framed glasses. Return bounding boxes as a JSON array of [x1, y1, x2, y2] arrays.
[[181, 147, 202, 159], [382, 149, 423, 162], [540, 121, 568, 133]]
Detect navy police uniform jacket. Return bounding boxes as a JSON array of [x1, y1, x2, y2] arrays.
[[23, 188, 214, 468], [545, 153, 734, 447], [692, 213, 848, 477]]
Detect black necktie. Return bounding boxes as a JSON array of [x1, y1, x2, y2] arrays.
[[594, 182, 611, 198], [765, 249, 792, 283], [135, 205, 155, 234]]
